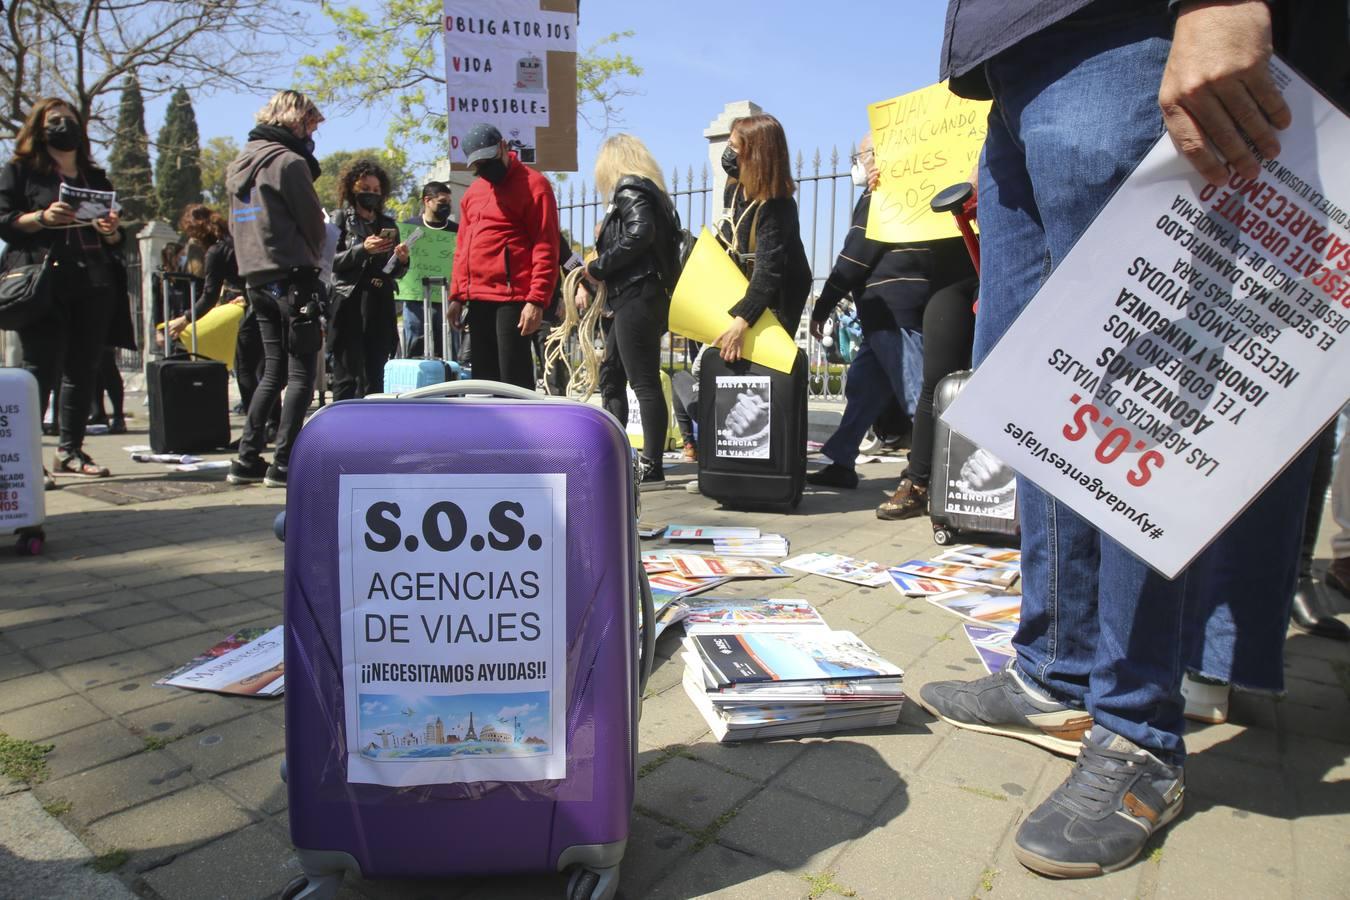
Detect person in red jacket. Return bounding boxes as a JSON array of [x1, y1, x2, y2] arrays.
[[448, 124, 560, 389]]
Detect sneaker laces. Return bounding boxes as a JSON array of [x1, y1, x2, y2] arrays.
[[1054, 741, 1141, 816]]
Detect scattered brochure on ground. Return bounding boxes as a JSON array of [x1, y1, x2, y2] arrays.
[[713, 535, 789, 557], [157, 625, 284, 696], [783, 552, 891, 588], [666, 525, 760, 541], [963, 624, 1015, 675], [174, 460, 231, 473], [893, 560, 1019, 591], [887, 569, 958, 597], [638, 522, 667, 539], [935, 544, 1021, 568], [670, 554, 788, 580], [926, 590, 1021, 631], [132, 452, 202, 465]]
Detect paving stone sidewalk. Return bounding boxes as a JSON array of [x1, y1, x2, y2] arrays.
[[1, 399, 1347, 900]]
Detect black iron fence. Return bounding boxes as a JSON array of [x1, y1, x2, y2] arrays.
[[556, 147, 863, 397]]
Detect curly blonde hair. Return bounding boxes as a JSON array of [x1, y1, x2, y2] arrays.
[[254, 90, 322, 132]]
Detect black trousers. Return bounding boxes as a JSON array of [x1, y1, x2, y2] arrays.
[[330, 313, 389, 401], [238, 284, 318, 467], [907, 276, 977, 485], [18, 264, 114, 456], [89, 347, 124, 419], [466, 300, 536, 390], [235, 308, 280, 428], [598, 284, 669, 462]]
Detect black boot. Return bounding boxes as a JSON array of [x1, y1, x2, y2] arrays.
[[1290, 576, 1350, 642]]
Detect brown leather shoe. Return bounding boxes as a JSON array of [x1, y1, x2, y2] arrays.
[[1326, 558, 1350, 599], [877, 476, 928, 520]]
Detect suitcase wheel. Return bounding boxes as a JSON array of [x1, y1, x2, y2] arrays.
[[566, 864, 619, 900], [280, 874, 341, 900], [15, 528, 44, 557], [932, 525, 954, 546]]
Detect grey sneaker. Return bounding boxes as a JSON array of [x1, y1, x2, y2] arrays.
[[1014, 726, 1184, 878], [263, 463, 287, 488], [915, 667, 1092, 757]]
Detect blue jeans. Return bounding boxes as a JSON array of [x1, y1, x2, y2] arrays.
[[979, 2, 1318, 761], [822, 327, 923, 468], [977, 6, 1188, 760], [402, 300, 453, 360]]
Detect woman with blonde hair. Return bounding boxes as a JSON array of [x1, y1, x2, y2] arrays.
[[584, 133, 681, 483], [714, 114, 812, 362]]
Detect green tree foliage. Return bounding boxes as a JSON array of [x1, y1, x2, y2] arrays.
[[1, 0, 294, 144], [155, 87, 203, 223], [199, 136, 241, 209], [106, 76, 157, 224], [299, 0, 640, 169], [313, 147, 418, 219]]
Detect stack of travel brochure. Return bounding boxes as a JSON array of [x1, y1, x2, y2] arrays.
[[682, 627, 905, 741], [671, 597, 905, 742]]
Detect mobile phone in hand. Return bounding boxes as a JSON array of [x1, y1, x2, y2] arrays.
[[380, 228, 398, 242]]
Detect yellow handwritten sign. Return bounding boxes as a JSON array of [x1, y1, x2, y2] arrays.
[[865, 82, 990, 243]]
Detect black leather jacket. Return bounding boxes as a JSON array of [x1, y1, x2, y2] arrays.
[[587, 175, 679, 310]]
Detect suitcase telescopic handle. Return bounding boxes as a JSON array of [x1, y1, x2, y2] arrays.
[[638, 568, 655, 697], [397, 379, 538, 401]]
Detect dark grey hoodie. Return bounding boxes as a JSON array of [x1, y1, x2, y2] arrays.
[[226, 140, 326, 287]]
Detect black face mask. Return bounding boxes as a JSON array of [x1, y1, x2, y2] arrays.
[[721, 145, 739, 179], [354, 191, 382, 212], [476, 158, 508, 185], [45, 117, 81, 152], [431, 202, 452, 220]]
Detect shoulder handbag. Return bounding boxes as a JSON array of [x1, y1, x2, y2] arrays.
[[714, 186, 762, 278], [0, 250, 57, 331]]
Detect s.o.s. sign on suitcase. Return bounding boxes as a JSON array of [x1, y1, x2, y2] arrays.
[[281, 381, 650, 900], [929, 370, 1019, 545]]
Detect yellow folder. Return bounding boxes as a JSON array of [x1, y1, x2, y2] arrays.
[[173, 302, 245, 369], [668, 228, 799, 374]]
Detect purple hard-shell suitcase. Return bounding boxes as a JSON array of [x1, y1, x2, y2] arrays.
[[281, 380, 652, 900]]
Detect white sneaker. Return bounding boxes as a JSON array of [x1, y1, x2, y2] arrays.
[[1181, 672, 1230, 724]]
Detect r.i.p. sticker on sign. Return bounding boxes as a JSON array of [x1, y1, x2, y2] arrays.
[[337, 473, 567, 786]]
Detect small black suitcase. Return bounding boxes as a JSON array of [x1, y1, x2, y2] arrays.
[[930, 370, 1019, 544], [148, 273, 230, 453], [697, 348, 807, 511]]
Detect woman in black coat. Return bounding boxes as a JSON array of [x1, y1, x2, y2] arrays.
[[585, 134, 681, 483], [327, 159, 409, 400], [714, 113, 812, 362], [0, 98, 135, 481]]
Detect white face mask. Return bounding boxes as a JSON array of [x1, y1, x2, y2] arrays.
[[851, 161, 869, 188]]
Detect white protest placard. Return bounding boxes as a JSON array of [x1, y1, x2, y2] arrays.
[[442, 0, 576, 166], [0, 372, 44, 533], [338, 473, 567, 786], [943, 58, 1350, 579]]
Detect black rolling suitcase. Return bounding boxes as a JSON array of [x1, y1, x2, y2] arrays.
[[697, 348, 807, 511], [929, 370, 1019, 545], [148, 273, 231, 453]]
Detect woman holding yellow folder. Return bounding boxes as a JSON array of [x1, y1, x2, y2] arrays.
[[713, 114, 812, 362]]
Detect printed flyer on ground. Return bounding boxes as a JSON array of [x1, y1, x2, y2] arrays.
[[337, 473, 567, 786], [714, 375, 771, 459], [943, 58, 1350, 578]]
